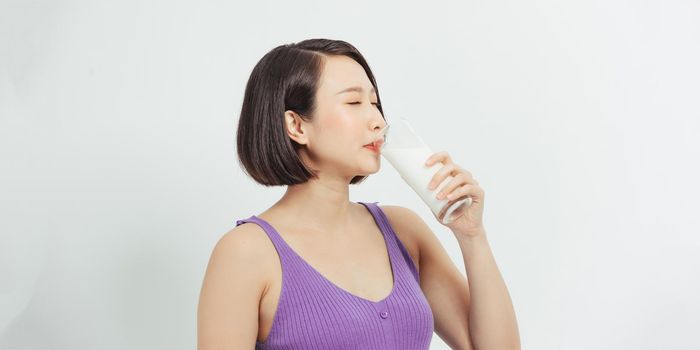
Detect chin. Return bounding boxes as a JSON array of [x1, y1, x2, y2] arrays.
[[354, 153, 381, 175], [358, 164, 381, 175]]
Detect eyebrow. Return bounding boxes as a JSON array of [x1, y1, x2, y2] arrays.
[[336, 86, 376, 95]]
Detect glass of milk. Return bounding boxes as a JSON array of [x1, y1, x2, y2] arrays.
[[380, 118, 472, 225]]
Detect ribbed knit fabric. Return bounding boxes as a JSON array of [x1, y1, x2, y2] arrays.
[[234, 201, 434, 349]]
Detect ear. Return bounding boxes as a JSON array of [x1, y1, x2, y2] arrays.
[[284, 110, 311, 146]]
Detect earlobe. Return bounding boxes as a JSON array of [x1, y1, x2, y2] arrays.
[[284, 110, 308, 145]]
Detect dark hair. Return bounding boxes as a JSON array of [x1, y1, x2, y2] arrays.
[[236, 38, 385, 187]]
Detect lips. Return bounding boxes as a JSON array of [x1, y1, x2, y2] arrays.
[[363, 139, 384, 149], [364, 144, 379, 153], [363, 140, 383, 153]]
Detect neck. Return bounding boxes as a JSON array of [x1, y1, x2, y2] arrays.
[[267, 177, 358, 235]]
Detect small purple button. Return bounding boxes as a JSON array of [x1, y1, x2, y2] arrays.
[[380, 311, 389, 319]]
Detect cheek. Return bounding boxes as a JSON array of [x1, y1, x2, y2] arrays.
[[324, 108, 354, 128], [310, 107, 366, 155], [319, 111, 362, 142]]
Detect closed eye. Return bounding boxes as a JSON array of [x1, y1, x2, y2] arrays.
[[349, 102, 381, 107]]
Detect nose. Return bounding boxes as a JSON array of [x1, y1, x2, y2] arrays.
[[371, 124, 386, 144], [371, 115, 387, 133]]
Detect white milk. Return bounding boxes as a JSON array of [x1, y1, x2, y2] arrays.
[[382, 145, 470, 223]]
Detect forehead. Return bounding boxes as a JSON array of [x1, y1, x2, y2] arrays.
[[317, 55, 375, 96]]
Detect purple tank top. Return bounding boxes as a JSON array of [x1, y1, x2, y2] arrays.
[[235, 201, 434, 349]]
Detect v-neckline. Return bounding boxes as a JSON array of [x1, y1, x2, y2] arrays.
[[251, 202, 397, 305]]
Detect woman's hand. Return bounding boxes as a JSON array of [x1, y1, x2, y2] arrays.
[[425, 151, 485, 237]]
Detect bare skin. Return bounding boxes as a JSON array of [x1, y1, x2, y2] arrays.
[[247, 54, 391, 341], [198, 53, 520, 349], [199, 54, 391, 347], [249, 201, 418, 343]]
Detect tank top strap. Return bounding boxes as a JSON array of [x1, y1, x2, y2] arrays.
[[235, 216, 295, 260], [357, 201, 421, 283]]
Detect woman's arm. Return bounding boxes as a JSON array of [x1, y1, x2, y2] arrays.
[[198, 225, 267, 349], [383, 205, 520, 350], [454, 227, 521, 350]]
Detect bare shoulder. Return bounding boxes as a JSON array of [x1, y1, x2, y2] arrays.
[[377, 204, 429, 273], [216, 222, 272, 253], [198, 222, 276, 348], [200, 222, 276, 305], [209, 222, 276, 289]]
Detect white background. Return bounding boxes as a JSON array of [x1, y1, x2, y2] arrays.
[[1, 0, 699, 349]]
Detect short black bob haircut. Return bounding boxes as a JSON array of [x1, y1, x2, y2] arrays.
[[236, 38, 385, 187]]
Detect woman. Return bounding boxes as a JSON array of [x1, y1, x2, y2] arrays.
[[198, 38, 520, 350]]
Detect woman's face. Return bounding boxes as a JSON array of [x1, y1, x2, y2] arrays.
[[287, 55, 387, 181]]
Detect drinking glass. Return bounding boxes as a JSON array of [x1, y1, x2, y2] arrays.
[[379, 118, 472, 224]]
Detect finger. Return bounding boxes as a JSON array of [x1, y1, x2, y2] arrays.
[[461, 170, 476, 184], [427, 163, 458, 190], [436, 173, 468, 200], [453, 166, 477, 185], [425, 151, 451, 166], [446, 183, 484, 201]]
